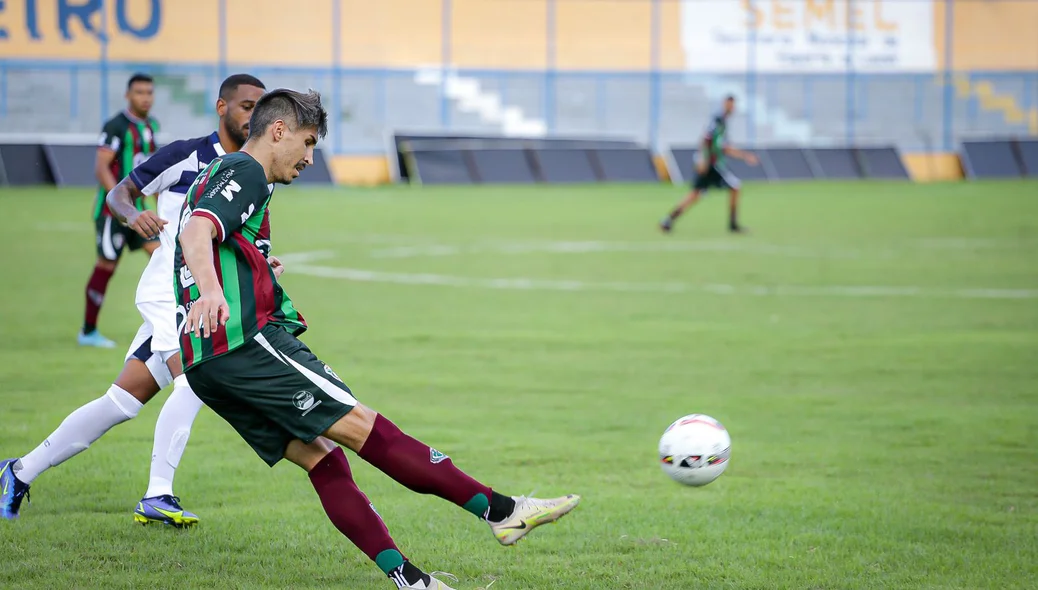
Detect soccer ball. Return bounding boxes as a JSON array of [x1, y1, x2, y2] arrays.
[[658, 414, 731, 487]]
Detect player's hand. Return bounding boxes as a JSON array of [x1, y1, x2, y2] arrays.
[[696, 161, 709, 175], [126, 209, 167, 240], [745, 153, 759, 166], [267, 255, 285, 279], [186, 291, 229, 339]]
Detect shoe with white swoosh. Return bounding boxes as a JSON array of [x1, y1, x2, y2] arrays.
[[488, 494, 581, 546]]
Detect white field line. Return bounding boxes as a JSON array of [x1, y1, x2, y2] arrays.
[[277, 252, 1038, 300], [363, 237, 1038, 261], [366, 240, 876, 260]]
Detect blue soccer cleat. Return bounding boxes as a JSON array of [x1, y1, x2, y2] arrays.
[[78, 330, 116, 348], [0, 459, 31, 520], [134, 495, 199, 528]]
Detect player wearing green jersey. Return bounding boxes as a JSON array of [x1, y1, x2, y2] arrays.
[[175, 89, 580, 590], [81, 73, 161, 348], [660, 95, 758, 234]]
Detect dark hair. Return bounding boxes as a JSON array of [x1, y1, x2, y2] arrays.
[[219, 74, 266, 100], [724, 94, 736, 102], [127, 73, 153, 89], [248, 88, 328, 140]]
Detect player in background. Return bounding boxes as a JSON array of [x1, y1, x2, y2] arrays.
[[659, 95, 758, 234], [175, 89, 579, 590], [81, 73, 161, 348], [0, 75, 267, 526]]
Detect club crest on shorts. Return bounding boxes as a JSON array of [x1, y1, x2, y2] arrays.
[[430, 449, 448, 464], [323, 364, 341, 382], [293, 390, 316, 411]]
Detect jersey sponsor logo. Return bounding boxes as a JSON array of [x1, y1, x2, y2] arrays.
[[175, 304, 189, 336], [202, 169, 236, 201], [292, 390, 323, 416], [429, 449, 449, 464], [221, 179, 242, 201], [179, 265, 195, 289], [255, 239, 272, 257]]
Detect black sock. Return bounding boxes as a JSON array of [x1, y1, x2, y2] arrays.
[[487, 491, 516, 522], [390, 561, 430, 589]]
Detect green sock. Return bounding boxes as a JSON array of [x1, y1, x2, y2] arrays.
[[462, 492, 490, 518], [374, 549, 405, 575]]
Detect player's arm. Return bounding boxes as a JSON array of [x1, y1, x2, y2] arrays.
[[95, 120, 122, 191], [182, 162, 268, 338], [180, 216, 227, 339], [724, 146, 759, 165], [108, 140, 190, 239], [106, 177, 165, 238]]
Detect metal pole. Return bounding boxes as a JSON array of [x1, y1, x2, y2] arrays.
[[942, 0, 954, 152], [545, 0, 556, 134], [218, 0, 227, 81], [746, 0, 756, 145], [100, 0, 109, 125], [440, 0, 452, 128], [649, 0, 661, 149], [333, 0, 342, 154], [846, 0, 856, 146]]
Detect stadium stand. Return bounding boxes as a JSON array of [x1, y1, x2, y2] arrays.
[[0, 0, 1034, 185]]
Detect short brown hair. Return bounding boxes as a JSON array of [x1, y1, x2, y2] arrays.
[[248, 88, 328, 140]]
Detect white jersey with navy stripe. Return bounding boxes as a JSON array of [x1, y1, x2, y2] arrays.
[[124, 132, 228, 362]]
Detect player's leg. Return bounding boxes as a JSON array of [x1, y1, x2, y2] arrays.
[[660, 168, 711, 232], [241, 325, 580, 547], [80, 217, 123, 348], [131, 297, 203, 526], [326, 405, 579, 546], [284, 439, 455, 589], [186, 354, 454, 590], [1, 331, 169, 519], [717, 165, 745, 233]]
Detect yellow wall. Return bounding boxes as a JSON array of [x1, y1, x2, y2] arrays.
[[328, 155, 391, 186], [902, 152, 964, 182], [945, 0, 1038, 71], [2, 0, 1034, 72]]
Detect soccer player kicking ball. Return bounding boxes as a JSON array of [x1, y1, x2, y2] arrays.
[[0, 74, 268, 525], [173, 88, 580, 590]]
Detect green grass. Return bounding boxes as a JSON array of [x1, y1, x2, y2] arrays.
[[1, 180, 1037, 589]]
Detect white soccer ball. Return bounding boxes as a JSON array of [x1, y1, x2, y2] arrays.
[[658, 414, 731, 487]]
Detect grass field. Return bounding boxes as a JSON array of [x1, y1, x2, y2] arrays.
[[1, 180, 1037, 590]]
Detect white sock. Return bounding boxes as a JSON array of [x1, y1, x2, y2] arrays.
[[14, 385, 142, 484], [144, 375, 203, 499]]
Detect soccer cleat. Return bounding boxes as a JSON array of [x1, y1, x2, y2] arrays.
[[489, 494, 581, 546], [403, 573, 457, 590], [729, 223, 748, 234], [0, 459, 31, 520], [659, 218, 673, 233], [133, 495, 199, 527], [78, 330, 116, 348]]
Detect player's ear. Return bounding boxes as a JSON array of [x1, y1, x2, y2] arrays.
[[272, 120, 285, 142], [216, 97, 228, 117]]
